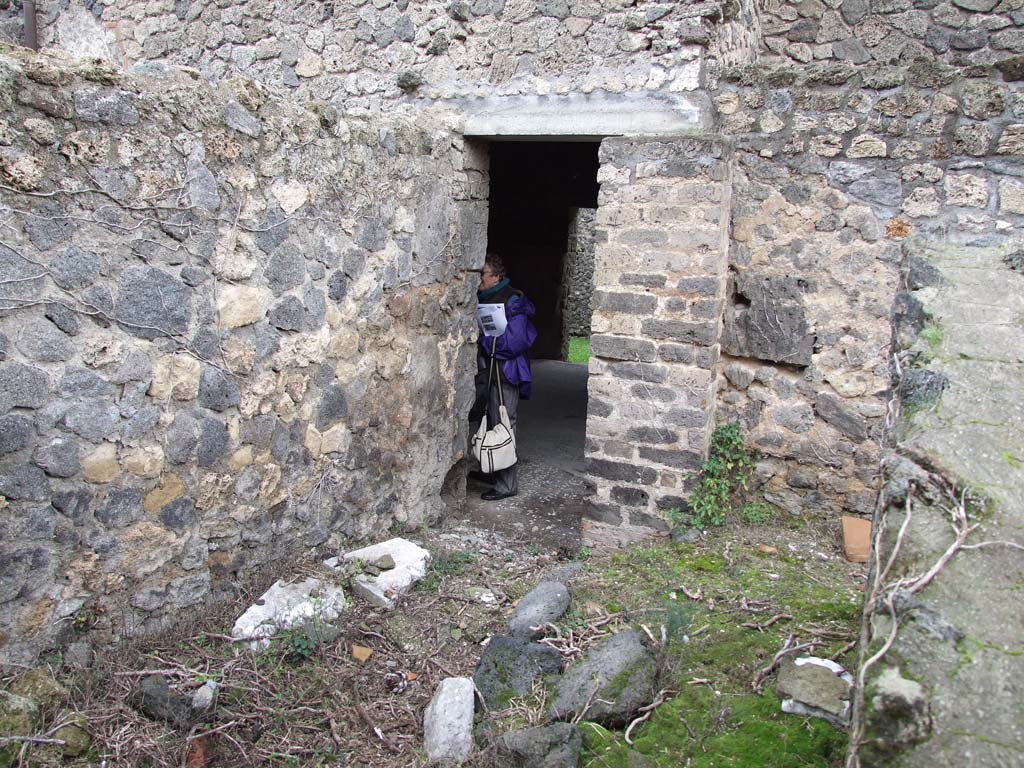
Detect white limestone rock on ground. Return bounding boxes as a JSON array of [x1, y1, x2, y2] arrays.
[[423, 677, 475, 765], [777, 656, 853, 726], [231, 577, 347, 651], [325, 537, 431, 608]]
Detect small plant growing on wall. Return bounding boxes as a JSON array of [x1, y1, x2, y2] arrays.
[[676, 423, 773, 530]]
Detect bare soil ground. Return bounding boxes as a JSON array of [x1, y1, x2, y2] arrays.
[[2, 516, 866, 768]]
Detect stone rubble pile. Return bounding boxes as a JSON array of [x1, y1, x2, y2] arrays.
[[424, 575, 661, 767]]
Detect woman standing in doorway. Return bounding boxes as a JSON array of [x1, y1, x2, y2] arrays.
[[474, 254, 537, 500]]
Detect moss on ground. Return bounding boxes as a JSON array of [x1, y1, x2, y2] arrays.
[[564, 531, 861, 768]]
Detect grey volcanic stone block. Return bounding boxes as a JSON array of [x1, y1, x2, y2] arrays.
[[123, 406, 160, 442], [611, 486, 649, 506], [0, 245, 44, 302], [0, 461, 50, 501], [159, 497, 196, 531], [16, 320, 75, 362], [269, 295, 305, 331], [165, 411, 201, 464], [638, 447, 703, 470], [626, 426, 677, 444], [502, 723, 581, 768], [255, 208, 289, 253], [592, 291, 657, 315], [74, 88, 140, 124], [198, 367, 240, 412], [722, 273, 814, 366], [591, 335, 657, 363], [48, 246, 100, 290], [44, 302, 80, 335], [814, 392, 867, 441], [116, 267, 192, 339], [24, 204, 75, 250], [52, 488, 93, 520], [327, 270, 348, 301], [0, 414, 34, 455], [198, 418, 230, 467], [32, 437, 80, 478], [549, 629, 657, 725], [96, 488, 144, 529], [265, 244, 306, 293], [641, 319, 716, 346], [509, 582, 571, 638], [59, 368, 111, 398], [223, 100, 261, 137], [317, 384, 348, 429], [586, 457, 657, 485], [609, 362, 666, 383], [474, 635, 561, 709], [63, 400, 120, 443]]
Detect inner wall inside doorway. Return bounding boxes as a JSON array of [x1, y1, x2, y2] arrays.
[[486, 141, 600, 360]]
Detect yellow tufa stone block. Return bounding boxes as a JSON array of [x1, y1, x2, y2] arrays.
[[82, 444, 119, 484]]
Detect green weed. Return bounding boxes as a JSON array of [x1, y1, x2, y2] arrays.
[[742, 501, 776, 525], [416, 551, 474, 593], [676, 423, 756, 530]]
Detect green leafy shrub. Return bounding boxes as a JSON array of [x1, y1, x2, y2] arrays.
[[680, 423, 758, 530], [282, 628, 318, 662]]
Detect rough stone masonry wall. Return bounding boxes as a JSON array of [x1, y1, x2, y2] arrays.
[[26, 1, 1024, 527], [34, 0, 711, 105], [583, 136, 731, 545], [562, 207, 596, 339], [0, 47, 482, 664], [707, 0, 1024, 522]]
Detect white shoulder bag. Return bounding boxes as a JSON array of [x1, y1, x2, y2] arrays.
[[471, 339, 517, 473]]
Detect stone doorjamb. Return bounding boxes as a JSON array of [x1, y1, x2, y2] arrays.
[[582, 135, 732, 547]]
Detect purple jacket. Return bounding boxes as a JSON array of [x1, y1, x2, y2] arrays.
[[478, 284, 537, 399]]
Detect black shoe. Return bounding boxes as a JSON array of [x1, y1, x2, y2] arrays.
[[481, 489, 516, 501]]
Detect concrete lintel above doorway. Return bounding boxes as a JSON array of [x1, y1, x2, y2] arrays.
[[461, 92, 710, 139]]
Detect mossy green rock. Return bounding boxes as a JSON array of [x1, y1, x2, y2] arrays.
[[9, 668, 67, 713], [1, 690, 40, 768], [473, 635, 561, 710], [549, 629, 657, 726], [52, 711, 92, 757]]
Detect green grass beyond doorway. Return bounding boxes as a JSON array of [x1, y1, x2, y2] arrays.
[[568, 336, 591, 364]]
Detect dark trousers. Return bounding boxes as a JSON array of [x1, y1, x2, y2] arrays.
[[486, 379, 519, 495]]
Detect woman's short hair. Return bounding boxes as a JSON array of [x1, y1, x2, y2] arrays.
[[484, 253, 506, 279]]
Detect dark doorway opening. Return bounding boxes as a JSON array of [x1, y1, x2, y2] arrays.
[[454, 140, 600, 552], [486, 141, 600, 360]]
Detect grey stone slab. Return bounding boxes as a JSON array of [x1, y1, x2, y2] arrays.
[[509, 581, 570, 638], [473, 635, 561, 710], [549, 629, 657, 725], [502, 723, 581, 768]]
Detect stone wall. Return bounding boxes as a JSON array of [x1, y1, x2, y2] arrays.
[[583, 136, 731, 543], [0, 47, 482, 663], [19, 1, 1024, 572], [36, 0, 714, 104], [562, 206, 596, 340], [706, 1, 1024, 522]]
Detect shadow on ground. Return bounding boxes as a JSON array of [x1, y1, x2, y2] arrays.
[[454, 359, 593, 553]]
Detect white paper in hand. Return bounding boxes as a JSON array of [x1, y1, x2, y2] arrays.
[[476, 303, 508, 337]]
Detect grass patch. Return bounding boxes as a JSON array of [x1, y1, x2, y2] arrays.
[[568, 336, 591, 364], [416, 550, 474, 593], [583, 688, 847, 767], [562, 533, 861, 768]]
